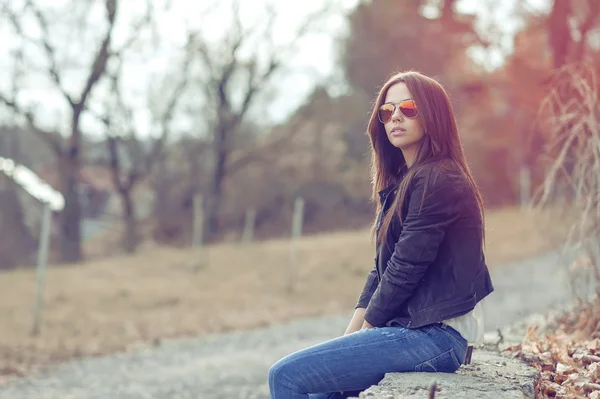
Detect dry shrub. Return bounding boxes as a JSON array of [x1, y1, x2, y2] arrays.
[[509, 61, 600, 399], [532, 62, 600, 296]]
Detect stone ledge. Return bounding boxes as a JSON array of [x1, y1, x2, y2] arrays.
[[351, 349, 539, 399]]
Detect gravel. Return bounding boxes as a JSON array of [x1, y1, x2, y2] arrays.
[[0, 248, 583, 399]]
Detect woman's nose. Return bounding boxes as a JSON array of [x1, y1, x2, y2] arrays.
[[391, 107, 404, 121]]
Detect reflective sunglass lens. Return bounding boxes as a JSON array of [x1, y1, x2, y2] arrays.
[[378, 104, 394, 123], [378, 101, 418, 122], [399, 101, 418, 118]]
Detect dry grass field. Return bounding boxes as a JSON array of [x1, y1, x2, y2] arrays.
[[0, 206, 566, 381]]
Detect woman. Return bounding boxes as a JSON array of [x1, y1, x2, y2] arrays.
[[268, 71, 494, 399]]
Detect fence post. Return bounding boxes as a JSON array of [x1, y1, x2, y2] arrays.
[[31, 202, 52, 336], [192, 194, 204, 247], [287, 197, 305, 293], [242, 208, 256, 244]]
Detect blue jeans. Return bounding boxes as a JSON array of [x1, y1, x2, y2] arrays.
[[268, 323, 468, 399]]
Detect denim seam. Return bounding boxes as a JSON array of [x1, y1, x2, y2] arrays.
[[414, 348, 460, 372], [437, 325, 468, 352]]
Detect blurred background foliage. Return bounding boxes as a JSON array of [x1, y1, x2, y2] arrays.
[[0, 0, 598, 267]]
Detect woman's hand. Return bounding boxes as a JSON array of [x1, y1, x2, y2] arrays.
[[360, 320, 374, 330], [344, 308, 366, 336]]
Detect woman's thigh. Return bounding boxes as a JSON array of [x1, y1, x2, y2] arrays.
[[269, 324, 466, 395]]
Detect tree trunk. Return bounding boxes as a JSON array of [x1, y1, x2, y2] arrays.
[[153, 152, 169, 226], [206, 125, 228, 240], [59, 158, 82, 263], [122, 190, 138, 253], [59, 116, 83, 263]]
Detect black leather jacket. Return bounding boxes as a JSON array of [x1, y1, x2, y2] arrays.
[[356, 162, 494, 328]]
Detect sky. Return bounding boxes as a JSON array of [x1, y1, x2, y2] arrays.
[[0, 0, 552, 137], [0, 0, 362, 138], [0, 0, 551, 207]]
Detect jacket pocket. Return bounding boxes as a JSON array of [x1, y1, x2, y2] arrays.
[[414, 348, 461, 373]]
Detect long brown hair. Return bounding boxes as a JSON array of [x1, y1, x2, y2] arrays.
[[367, 71, 485, 244]]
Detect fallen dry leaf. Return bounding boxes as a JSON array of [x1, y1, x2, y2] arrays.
[[588, 363, 600, 379], [506, 298, 600, 398], [556, 362, 576, 374]]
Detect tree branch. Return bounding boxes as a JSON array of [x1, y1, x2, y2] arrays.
[[229, 3, 279, 127], [78, 0, 117, 111], [0, 93, 63, 155], [106, 133, 131, 194], [144, 38, 193, 172], [100, 34, 193, 193], [225, 0, 332, 129], [225, 106, 316, 175], [110, 0, 153, 56], [102, 58, 137, 193], [25, 0, 75, 107], [217, 35, 244, 113]]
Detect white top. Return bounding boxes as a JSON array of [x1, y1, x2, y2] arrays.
[[442, 298, 486, 344]]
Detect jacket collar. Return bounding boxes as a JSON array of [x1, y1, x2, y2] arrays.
[[377, 167, 408, 204], [378, 184, 396, 204]]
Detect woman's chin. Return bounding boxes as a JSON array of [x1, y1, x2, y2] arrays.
[[389, 137, 415, 150]]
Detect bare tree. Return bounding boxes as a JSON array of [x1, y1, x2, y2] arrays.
[[0, 0, 124, 262], [98, 41, 193, 253], [188, 0, 334, 240]]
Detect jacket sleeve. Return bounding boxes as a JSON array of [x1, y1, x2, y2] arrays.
[[356, 267, 378, 309], [364, 170, 465, 327]]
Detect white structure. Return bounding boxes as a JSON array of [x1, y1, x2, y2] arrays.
[[0, 156, 64, 211]]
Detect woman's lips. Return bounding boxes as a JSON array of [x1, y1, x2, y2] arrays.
[[391, 128, 406, 136]]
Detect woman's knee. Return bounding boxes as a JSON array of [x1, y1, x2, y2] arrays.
[[268, 357, 297, 390], [268, 359, 282, 385]]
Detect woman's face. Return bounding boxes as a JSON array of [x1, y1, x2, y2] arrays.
[[382, 82, 424, 165]]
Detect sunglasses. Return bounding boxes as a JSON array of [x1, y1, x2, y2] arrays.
[[378, 99, 419, 123]]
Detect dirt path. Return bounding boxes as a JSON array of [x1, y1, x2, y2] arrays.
[[0, 249, 580, 399]]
